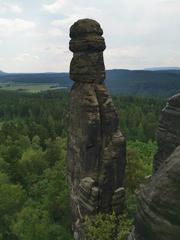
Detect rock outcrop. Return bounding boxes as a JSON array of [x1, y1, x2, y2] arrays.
[[129, 94, 180, 240], [153, 93, 180, 172], [67, 19, 126, 239], [129, 146, 180, 240]]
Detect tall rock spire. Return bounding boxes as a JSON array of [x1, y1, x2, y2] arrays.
[[67, 19, 126, 239]]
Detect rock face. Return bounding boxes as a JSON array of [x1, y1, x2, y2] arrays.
[[67, 19, 126, 239], [129, 146, 180, 240], [129, 94, 180, 240], [153, 93, 180, 172]]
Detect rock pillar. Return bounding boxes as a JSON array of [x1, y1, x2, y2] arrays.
[[67, 19, 126, 239]]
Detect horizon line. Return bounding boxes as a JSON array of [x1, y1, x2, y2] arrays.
[[1, 67, 180, 74]]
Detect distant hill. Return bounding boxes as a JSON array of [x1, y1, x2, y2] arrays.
[[0, 70, 7, 76], [0, 72, 70, 86], [0, 69, 179, 97], [144, 67, 180, 75], [105, 69, 180, 97], [144, 67, 180, 71]]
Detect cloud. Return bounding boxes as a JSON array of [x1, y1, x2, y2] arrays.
[[159, 0, 180, 3], [106, 46, 142, 58], [43, 0, 66, 13], [105, 46, 145, 69], [0, 1, 23, 14], [47, 28, 63, 37], [15, 53, 40, 62], [1, 0, 180, 72], [52, 16, 78, 28], [44, 0, 102, 26], [25, 32, 44, 38], [0, 18, 36, 35]]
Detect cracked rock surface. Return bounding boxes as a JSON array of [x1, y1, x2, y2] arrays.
[[129, 146, 180, 240], [153, 93, 180, 172], [67, 19, 126, 240], [129, 94, 180, 240]]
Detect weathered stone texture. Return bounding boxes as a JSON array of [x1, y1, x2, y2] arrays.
[[129, 146, 180, 240], [69, 19, 106, 83], [153, 93, 180, 172], [67, 19, 126, 239], [129, 94, 180, 240]]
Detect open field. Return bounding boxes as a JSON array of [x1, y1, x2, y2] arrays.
[[0, 83, 67, 93], [0, 69, 180, 97]]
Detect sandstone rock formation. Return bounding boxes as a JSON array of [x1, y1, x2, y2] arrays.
[[153, 93, 180, 172], [129, 94, 180, 240], [67, 19, 126, 239], [129, 146, 180, 240]]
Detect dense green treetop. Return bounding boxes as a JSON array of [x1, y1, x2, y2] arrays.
[[0, 90, 164, 239]]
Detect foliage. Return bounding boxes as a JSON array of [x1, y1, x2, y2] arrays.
[[113, 96, 164, 142], [84, 212, 133, 240], [125, 140, 157, 192], [0, 172, 26, 240], [12, 207, 51, 240], [84, 212, 118, 240], [0, 90, 164, 239], [118, 214, 133, 240]]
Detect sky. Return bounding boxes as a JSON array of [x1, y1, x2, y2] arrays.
[[0, 0, 179, 73]]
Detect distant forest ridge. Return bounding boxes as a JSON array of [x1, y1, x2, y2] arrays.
[[0, 69, 180, 97]]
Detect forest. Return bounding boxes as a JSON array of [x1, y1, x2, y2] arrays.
[[0, 70, 180, 97], [0, 90, 165, 240]]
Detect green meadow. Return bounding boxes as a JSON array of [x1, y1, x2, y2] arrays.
[[0, 83, 67, 93]]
